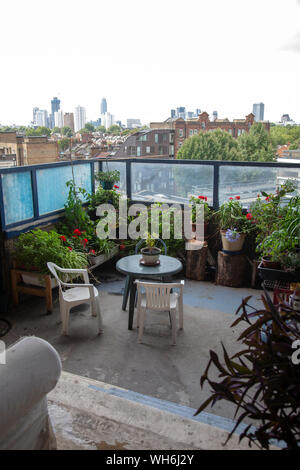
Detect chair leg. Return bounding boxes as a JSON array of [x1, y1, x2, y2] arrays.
[[178, 295, 184, 330], [91, 298, 97, 317], [96, 297, 104, 334], [122, 275, 131, 310], [61, 304, 70, 336], [170, 308, 177, 345], [137, 308, 146, 344]]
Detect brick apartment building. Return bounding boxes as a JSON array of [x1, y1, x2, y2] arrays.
[[150, 112, 270, 157], [0, 132, 59, 166], [114, 129, 175, 159]]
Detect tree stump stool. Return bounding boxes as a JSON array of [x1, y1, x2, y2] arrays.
[[216, 251, 247, 287], [185, 240, 208, 281]]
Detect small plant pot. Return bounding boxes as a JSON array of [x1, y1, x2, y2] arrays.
[[261, 256, 281, 270], [100, 181, 114, 190], [140, 247, 161, 265], [220, 230, 246, 252]]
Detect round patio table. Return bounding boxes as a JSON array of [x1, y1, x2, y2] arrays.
[[116, 255, 183, 330]]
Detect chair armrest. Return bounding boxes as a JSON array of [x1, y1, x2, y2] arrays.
[[60, 281, 94, 288], [53, 267, 88, 274]]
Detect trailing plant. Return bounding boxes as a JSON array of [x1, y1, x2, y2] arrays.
[[196, 289, 300, 450], [15, 229, 87, 275], [60, 179, 94, 234], [88, 187, 121, 212]]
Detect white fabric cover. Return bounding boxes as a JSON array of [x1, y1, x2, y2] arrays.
[[0, 337, 62, 450]]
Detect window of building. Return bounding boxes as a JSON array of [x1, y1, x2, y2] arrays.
[[155, 133, 158, 143], [169, 145, 174, 155], [162, 134, 167, 142], [194, 129, 198, 135], [228, 129, 232, 134], [178, 128, 184, 137], [146, 146, 151, 153], [189, 129, 193, 136], [137, 146, 141, 156], [201, 122, 206, 130], [169, 133, 174, 143]]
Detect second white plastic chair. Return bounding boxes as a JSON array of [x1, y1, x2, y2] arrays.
[[135, 280, 184, 345]]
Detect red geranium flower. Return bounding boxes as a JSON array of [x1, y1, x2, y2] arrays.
[[73, 229, 81, 235], [246, 213, 253, 220], [257, 194, 260, 198], [265, 196, 270, 202], [120, 244, 126, 250], [198, 196, 205, 200], [60, 235, 67, 242], [229, 197, 233, 200], [114, 185, 119, 189], [89, 249, 96, 255], [235, 196, 240, 200], [68, 246, 72, 251], [82, 238, 88, 246]]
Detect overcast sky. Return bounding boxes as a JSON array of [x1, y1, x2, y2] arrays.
[[1, 0, 300, 126]]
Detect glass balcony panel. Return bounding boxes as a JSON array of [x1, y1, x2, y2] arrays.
[[1, 171, 34, 225]]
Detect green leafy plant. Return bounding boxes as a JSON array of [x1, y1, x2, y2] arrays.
[[189, 195, 211, 223], [215, 196, 254, 234], [15, 229, 87, 274], [95, 170, 120, 184], [196, 289, 300, 450]]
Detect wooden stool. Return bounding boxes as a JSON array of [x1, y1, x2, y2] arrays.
[[11, 266, 53, 314], [216, 251, 247, 287], [186, 240, 208, 281]]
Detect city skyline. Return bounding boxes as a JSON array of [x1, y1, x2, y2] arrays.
[[1, 0, 300, 126]]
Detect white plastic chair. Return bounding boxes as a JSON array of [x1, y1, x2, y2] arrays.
[[135, 280, 184, 345], [47, 262, 103, 336]]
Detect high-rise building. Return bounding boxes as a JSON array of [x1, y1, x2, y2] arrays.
[[176, 107, 186, 119], [35, 110, 48, 127], [33, 107, 39, 124], [171, 109, 176, 119], [50, 97, 60, 128], [253, 103, 265, 122], [102, 112, 115, 129], [63, 112, 75, 132], [195, 108, 201, 117], [212, 111, 218, 121], [54, 110, 64, 128], [74, 106, 86, 132], [101, 98, 107, 115], [126, 118, 141, 129]]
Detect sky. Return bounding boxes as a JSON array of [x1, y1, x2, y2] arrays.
[[1, 0, 300, 126]]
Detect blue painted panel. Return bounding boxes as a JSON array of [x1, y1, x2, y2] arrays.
[[1, 172, 34, 225], [36, 164, 92, 215]]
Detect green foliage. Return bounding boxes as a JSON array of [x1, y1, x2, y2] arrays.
[[95, 170, 120, 184], [88, 187, 121, 212], [177, 124, 276, 162], [61, 126, 73, 137], [15, 229, 87, 274], [96, 125, 106, 133], [26, 126, 51, 137], [237, 123, 275, 162], [189, 195, 211, 223], [270, 125, 300, 148], [61, 179, 93, 234], [107, 124, 121, 135], [177, 129, 241, 161], [196, 291, 300, 450], [58, 137, 70, 151], [84, 123, 95, 132], [52, 126, 61, 134]]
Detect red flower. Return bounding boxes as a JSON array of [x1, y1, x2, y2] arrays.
[[114, 185, 119, 189], [82, 238, 88, 246], [198, 196, 205, 200], [257, 194, 260, 198], [235, 196, 240, 200], [60, 235, 67, 242], [73, 229, 81, 235], [265, 196, 270, 202], [89, 249, 96, 255], [229, 197, 233, 200], [120, 244, 126, 250], [246, 213, 253, 220], [68, 246, 72, 251]]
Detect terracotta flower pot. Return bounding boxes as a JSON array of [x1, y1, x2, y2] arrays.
[[261, 256, 281, 270], [220, 230, 246, 252]]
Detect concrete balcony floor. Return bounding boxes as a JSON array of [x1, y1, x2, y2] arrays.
[[3, 266, 263, 427]]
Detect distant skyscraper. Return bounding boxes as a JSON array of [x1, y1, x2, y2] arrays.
[[54, 110, 64, 128], [102, 112, 115, 129], [101, 98, 107, 115], [176, 107, 186, 119], [33, 107, 39, 124], [126, 118, 141, 129], [74, 105, 86, 132], [195, 108, 201, 116], [212, 111, 218, 121], [253, 103, 264, 122], [35, 109, 48, 127], [171, 109, 176, 118], [64, 112, 75, 132], [50, 97, 60, 128]]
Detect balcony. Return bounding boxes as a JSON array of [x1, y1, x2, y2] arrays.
[[0, 158, 299, 450]]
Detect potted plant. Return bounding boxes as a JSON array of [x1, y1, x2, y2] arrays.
[[216, 196, 253, 252], [14, 229, 87, 286], [95, 170, 120, 190], [189, 195, 211, 237], [140, 232, 161, 265]]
